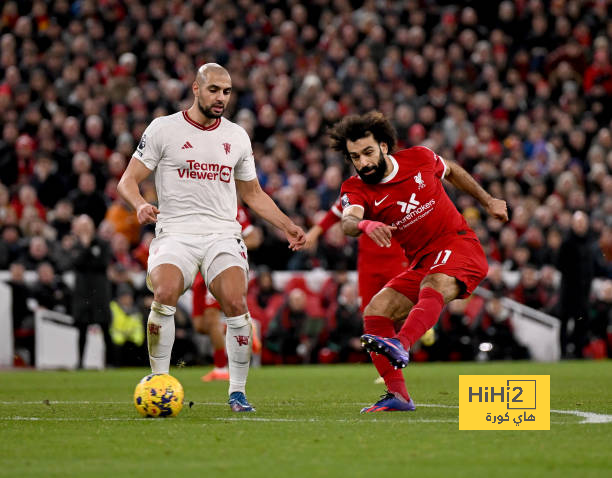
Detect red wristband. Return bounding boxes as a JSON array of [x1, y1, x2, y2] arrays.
[[358, 220, 386, 235]]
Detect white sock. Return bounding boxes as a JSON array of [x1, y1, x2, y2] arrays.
[[225, 312, 252, 395], [147, 301, 176, 374]]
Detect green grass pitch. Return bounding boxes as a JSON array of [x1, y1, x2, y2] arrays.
[[1, 361, 610, 478]]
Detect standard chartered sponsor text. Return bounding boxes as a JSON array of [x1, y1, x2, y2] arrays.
[[392, 199, 436, 229]]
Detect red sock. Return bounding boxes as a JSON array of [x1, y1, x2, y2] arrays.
[[396, 287, 444, 349], [364, 315, 410, 401], [213, 348, 227, 368]]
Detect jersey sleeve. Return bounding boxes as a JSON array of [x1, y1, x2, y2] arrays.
[[340, 178, 369, 216], [234, 128, 257, 181], [133, 118, 164, 170], [318, 197, 343, 232]]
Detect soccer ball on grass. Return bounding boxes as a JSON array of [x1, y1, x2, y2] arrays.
[[133, 373, 184, 417]]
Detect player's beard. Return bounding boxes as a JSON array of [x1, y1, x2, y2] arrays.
[[197, 98, 224, 119], [357, 147, 387, 184]]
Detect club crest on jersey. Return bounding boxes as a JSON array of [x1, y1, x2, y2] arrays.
[[414, 172, 426, 189], [222, 142, 231, 155]]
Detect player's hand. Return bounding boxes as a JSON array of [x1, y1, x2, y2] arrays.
[[285, 223, 306, 251], [137, 203, 160, 224], [358, 220, 396, 247], [303, 226, 322, 252], [486, 198, 509, 222]]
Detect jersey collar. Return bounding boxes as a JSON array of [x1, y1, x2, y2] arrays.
[[182, 111, 221, 131], [380, 155, 399, 183]]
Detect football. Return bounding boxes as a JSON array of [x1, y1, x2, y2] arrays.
[[133, 373, 184, 418]]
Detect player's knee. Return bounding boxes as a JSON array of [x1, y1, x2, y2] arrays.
[[153, 285, 180, 307], [420, 275, 458, 303], [221, 295, 247, 317], [364, 296, 389, 317]]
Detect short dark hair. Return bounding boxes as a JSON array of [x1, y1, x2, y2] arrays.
[[328, 111, 397, 160]]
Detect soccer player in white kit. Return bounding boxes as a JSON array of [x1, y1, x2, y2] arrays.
[[118, 63, 305, 412]]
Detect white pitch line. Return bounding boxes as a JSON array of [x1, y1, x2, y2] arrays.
[[211, 417, 459, 423], [1, 401, 610, 424], [550, 409, 612, 424]]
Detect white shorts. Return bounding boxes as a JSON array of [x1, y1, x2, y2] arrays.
[[146, 233, 248, 292]]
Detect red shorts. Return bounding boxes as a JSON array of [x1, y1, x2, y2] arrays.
[[192, 273, 221, 316], [385, 236, 488, 303]]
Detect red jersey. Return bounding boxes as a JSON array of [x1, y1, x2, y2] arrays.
[[192, 205, 253, 315], [340, 146, 477, 266]]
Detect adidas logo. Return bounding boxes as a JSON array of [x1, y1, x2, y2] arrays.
[[181, 141, 193, 149]]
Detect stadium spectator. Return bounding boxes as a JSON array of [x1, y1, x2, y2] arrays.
[[588, 280, 612, 358], [481, 261, 509, 297], [69, 214, 113, 368], [68, 172, 107, 226], [48, 199, 74, 240], [7, 261, 34, 365], [30, 261, 71, 314], [475, 294, 530, 361], [109, 283, 145, 366], [538, 264, 561, 315], [104, 197, 140, 246], [19, 235, 53, 270], [11, 184, 45, 221], [558, 211, 596, 358], [512, 264, 547, 310], [326, 282, 364, 363], [265, 288, 325, 364], [30, 151, 66, 209], [0, 224, 21, 269]]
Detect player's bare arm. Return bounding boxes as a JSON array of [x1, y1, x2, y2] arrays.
[[444, 160, 509, 222], [117, 158, 159, 224], [236, 178, 306, 250], [342, 206, 396, 247], [304, 225, 323, 251]]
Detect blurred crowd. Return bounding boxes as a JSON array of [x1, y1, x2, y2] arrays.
[[1, 0, 611, 363]]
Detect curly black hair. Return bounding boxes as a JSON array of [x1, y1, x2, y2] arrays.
[[328, 111, 397, 161]]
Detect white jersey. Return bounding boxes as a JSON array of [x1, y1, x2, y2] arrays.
[[134, 111, 257, 236]]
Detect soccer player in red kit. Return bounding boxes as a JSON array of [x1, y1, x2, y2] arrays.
[[330, 112, 508, 413], [192, 205, 262, 382]]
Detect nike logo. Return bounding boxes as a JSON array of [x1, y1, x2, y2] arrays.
[[374, 195, 389, 206]]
